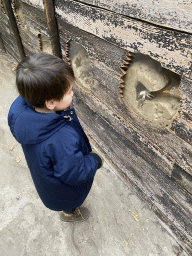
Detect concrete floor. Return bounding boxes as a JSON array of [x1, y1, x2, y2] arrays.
[[0, 52, 188, 256]]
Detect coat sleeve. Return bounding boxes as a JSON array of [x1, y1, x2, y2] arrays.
[[46, 128, 99, 186]]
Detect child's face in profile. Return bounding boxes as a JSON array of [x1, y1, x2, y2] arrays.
[[54, 83, 74, 111]]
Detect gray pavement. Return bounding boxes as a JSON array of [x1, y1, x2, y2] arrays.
[[0, 52, 188, 256]]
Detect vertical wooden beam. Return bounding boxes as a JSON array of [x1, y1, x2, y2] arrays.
[[2, 0, 25, 60], [43, 0, 62, 58]]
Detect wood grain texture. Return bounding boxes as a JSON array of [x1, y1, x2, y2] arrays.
[[15, 1, 50, 56], [170, 118, 192, 146], [55, 0, 192, 77], [0, 7, 20, 60], [74, 0, 192, 33], [179, 77, 192, 127], [180, 77, 192, 102], [2, 0, 25, 59], [56, 14, 129, 73], [181, 95, 192, 117], [43, 0, 62, 57], [172, 163, 192, 196]]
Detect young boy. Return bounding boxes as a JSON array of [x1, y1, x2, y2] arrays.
[[8, 52, 102, 222]]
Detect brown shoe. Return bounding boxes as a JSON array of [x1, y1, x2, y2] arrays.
[[60, 207, 90, 222]]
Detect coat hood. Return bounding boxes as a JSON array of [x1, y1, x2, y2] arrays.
[[8, 96, 73, 145]]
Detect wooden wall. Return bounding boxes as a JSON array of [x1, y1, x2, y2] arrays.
[[75, 0, 192, 33], [0, 0, 51, 58], [0, 0, 192, 254]]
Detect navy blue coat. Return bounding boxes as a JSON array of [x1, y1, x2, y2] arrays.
[[8, 96, 98, 211]]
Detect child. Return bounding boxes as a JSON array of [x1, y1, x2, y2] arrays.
[[8, 52, 102, 222]]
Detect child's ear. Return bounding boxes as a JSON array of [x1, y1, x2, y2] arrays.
[[45, 99, 56, 110]]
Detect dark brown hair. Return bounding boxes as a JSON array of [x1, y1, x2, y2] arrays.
[[16, 52, 74, 108]]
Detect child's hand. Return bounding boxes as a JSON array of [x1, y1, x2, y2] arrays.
[[89, 151, 103, 169]]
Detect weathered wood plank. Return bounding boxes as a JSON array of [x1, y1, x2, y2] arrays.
[[75, 0, 192, 34], [190, 70, 192, 81], [43, 0, 62, 57], [179, 77, 192, 123], [172, 164, 192, 196], [181, 96, 192, 120], [170, 118, 192, 146], [57, 15, 129, 73], [0, 8, 20, 60], [73, 96, 192, 254], [15, 1, 51, 55], [180, 77, 192, 101], [2, 0, 25, 59], [55, 0, 192, 77]]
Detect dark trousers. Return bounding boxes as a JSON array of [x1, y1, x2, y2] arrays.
[[62, 206, 76, 214]]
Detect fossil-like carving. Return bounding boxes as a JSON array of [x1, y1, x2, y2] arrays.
[[120, 53, 181, 127], [66, 40, 93, 92]]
